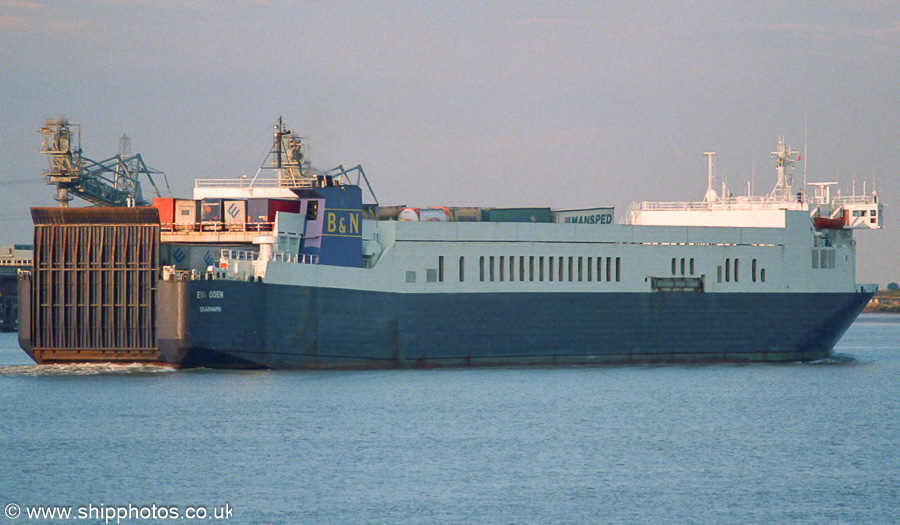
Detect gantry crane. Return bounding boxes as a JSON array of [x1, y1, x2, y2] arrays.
[[39, 118, 165, 207]]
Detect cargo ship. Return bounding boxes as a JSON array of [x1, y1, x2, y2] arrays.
[[18, 121, 883, 368]]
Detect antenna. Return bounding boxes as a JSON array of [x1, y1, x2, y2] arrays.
[[803, 113, 808, 203], [703, 152, 717, 203]]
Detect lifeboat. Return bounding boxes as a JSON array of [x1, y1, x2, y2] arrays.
[[813, 216, 846, 230]]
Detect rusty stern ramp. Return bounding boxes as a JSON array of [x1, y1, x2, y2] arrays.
[[18, 207, 162, 364]]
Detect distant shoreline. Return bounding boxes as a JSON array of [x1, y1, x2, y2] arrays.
[[864, 291, 900, 313]]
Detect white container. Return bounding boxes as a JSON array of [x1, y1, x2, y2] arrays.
[[554, 207, 615, 225]]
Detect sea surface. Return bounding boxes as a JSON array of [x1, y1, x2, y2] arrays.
[[1, 314, 899, 524]]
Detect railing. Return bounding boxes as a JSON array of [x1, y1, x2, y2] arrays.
[[160, 222, 275, 233], [194, 178, 318, 188], [219, 249, 319, 265], [631, 193, 877, 213]]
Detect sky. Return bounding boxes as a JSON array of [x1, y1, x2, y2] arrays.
[[1, 0, 898, 285]]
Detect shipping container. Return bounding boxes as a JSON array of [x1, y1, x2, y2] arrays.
[[161, 244, 251, 272], [200, 199, 223, 222], [553, 207, 615, 225], [174, 199, 199, 225], [449, 207, 482, 222], [247, 199, 302, 223], [224, 200, 247, 224], [399, 207, 450, 222], [152, 198, 175, 224], [361, 205, 404, 221], [482, 207, 552, 223]]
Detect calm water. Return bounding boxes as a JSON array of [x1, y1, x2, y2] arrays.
[[1, 315, 899, 524]]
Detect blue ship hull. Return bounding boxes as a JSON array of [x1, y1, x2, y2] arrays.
[[156, 279, 872, 368]]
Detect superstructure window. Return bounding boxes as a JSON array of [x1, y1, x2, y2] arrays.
[[734, 259, 739, 282], [578, 257, 583, 281], [510, 256, 515, 282], [439, 256, 444, 282], [499, 256, 505, 281], [529, 256, 535, 281], [459, 256, 465, 282], [306, 200, 319, 220], [540, 257, 545, 281], [520, 256, 525, 281], [559, 256, 564, 282], [587, 257, 593, 281], [568, 257, 574, 282], [480, 256, 485, 282], [549, 257, 554, 281], [671, 258, 677, 275], [680, 258, 686, 276], [606, 257, 612, 282], [725, 259, 731, 282], [752, 259, 757, 282], [490, 256, 495, 282], [615, 257, 621, 282], [690, 258, 695, 275]]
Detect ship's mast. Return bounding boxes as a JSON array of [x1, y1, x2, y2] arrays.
[[270, 116, 307, 182], [771, 138, 800, 202]]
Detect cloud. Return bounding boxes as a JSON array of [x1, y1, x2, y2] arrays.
[[0, 0, 43, 9], [514, 17, 590, 29], [0, 13, 89, 33], [732, 20, 900, 41]]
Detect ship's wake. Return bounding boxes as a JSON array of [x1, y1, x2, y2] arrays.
[[0, 362, 176, 376], [807, 353, 860, 365]]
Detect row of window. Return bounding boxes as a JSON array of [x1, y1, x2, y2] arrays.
[[425, 255, 623, 283], [716, 258, 767, 283], [670, 258, 696, 276]]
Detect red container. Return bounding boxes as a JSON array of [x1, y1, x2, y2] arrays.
[[152, 198, 175, 224], [247, 199, 302, 223]]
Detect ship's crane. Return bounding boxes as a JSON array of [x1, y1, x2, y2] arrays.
[[39, 118, 165, 207]]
